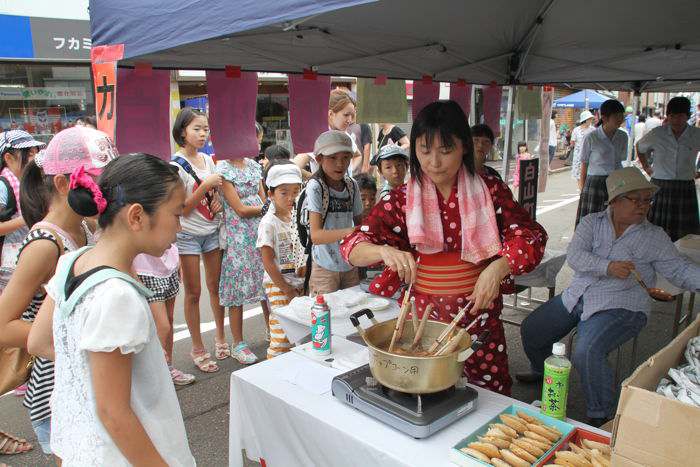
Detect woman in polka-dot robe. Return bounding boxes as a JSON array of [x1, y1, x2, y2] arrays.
[[341, 103, 547, 396]]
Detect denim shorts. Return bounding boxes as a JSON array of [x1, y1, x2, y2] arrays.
[[31, 417, 51, 454], [176, 230, 220, 255]]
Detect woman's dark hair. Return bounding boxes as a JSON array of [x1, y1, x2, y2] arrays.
[[517, 141, 528, 151], [666, 96, 691, 116], [596, 99, 625, 127], [355, 173, 377, 193], [19, 160, 58, 227], [69, 153, 182, 229], [75, 116, 97, 128], [1, 147, 33, 171], [470, 124, 495, 144], [263, 159, 295, 192], [264, 144, 291, 163], [410, 101, 475, 183], [172, 107, 207, 147], [638, 114, 646, 123], [551, 111, 557, 119]]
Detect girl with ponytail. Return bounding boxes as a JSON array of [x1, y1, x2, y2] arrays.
[[0, 126, 115, 460], [27, 153, 195, 466]]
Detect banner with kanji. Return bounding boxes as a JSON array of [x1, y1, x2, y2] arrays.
[[206, 70, 259, 160], [90, 45, 123, 142]]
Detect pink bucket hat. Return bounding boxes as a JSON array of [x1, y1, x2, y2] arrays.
[[36, 126, 118, 175]]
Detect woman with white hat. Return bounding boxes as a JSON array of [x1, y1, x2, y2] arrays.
[[570, 110, 595, 190]]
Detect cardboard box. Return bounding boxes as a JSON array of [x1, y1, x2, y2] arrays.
[[611, 316, 700, 466]]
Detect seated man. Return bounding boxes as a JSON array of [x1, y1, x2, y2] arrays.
[[517, 167, 700, 427]]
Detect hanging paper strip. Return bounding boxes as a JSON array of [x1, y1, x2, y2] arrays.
[[115, 68, 170, 160], [516, 85, 542, 118], [356, 78, 408, 123], [169, 75, 181, 155], [90, 44, 124, 142], [482, 84, 503, 137], [449, 81, 472, 118], [288, 73, 331, 154], [205, 70, 259, 160], [412, 79, 440, 121]]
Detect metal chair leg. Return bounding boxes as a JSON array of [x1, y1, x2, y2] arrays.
[[672, 294, 685, 338]]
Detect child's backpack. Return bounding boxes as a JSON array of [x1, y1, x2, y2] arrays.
[[0, 176, 18, 252], [295, 174, 356, 293]]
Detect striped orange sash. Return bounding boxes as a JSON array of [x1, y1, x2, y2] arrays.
[[414, 251, 485, 295]]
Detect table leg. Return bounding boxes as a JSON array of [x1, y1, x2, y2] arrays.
[[548, 287, 555, 300], [672, 294, 685, 338]]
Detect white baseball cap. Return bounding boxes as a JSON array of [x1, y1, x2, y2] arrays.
[[266, 163, 302, 188]]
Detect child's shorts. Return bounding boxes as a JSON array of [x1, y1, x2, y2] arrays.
[[263, 281, 295, 359], [31, 417, 51, 454], [138, 270, 180, 303], [176, 230, 219, 255]]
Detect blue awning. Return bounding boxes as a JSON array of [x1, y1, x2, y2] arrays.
[[553, 90, 609, 109]]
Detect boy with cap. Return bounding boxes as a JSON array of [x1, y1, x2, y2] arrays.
[[370, 144, 409, 199], [518, 167, 700, 427], [257, 162, 306, 358]]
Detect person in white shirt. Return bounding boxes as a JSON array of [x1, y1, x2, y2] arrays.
[[645, 110, 663, 132], [636, 96, 700, 241], [570, 110, 596, 190], [575, 99, 628, 225], [633, 114, 647, 146], [548, 111, 558, 164]]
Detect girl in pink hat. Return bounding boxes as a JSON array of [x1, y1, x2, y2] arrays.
[[0, 126, 116, 460]]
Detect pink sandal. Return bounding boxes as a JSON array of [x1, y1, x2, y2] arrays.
[[214, 342, 231, 360], [190, 351, 219, 373]]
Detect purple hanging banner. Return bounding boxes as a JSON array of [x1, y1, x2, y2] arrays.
[[288, 73, 331, 154], [450, 81, 472, 118], [483, 84, 503, 137], [115, 68, 170, 160], [206, 70, 259, 160], [412, 79, 440, 120]]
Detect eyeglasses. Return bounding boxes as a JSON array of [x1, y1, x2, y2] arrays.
[[620, 195, 655, 206]]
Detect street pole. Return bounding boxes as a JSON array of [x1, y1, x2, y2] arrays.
[[501, 85, 516, 183]]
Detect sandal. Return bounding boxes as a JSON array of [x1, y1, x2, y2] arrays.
[[0, 431, 33, 455], [190, 351, 219, 373], [214, 342, 231, 360]]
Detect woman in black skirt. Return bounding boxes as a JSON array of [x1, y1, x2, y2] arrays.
[[575, 99, 627, 226]]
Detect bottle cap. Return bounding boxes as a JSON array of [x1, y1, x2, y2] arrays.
[[315, 294, 325, 304], [552, 342, 566, 356]]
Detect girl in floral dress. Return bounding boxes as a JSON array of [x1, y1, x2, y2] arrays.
[[217, 157, 267, 364]]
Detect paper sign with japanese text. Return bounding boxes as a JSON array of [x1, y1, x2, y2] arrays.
[[92, 61, 117, 142], [517, 157, 539, 220]]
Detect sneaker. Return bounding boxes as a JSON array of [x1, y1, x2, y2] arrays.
[[13, 384, 27, 396], [170, 367, 196, 386], [232, 342, 258, 365]]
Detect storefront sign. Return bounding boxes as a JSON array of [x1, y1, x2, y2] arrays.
[[0, 86, 86, 101], [517, 158, 539, 220], [0, 14, 91, 61]]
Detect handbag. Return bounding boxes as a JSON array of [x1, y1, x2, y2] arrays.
[[0, 345, 32, 395]]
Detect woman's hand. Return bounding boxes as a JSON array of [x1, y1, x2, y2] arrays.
[[209, 192, 222, 214], [204, 173, 223, 189], [379, 245, 417, 285], [467, 257, 510, 313]]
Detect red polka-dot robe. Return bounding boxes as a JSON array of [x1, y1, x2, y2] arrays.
[[340, 173, 547, 395]]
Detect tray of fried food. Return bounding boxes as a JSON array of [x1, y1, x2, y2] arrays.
[[451, 405, 573, 466], [540, 429, 611, 467]]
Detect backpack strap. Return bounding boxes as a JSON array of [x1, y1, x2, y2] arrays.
[[0, 176, 17, 221], [57, 247, 153, 319], [171, 155, 213, 204]]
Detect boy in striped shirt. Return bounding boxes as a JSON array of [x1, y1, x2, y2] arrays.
[[256, 163, 306, 358]]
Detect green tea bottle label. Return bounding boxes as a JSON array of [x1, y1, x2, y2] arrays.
[[541, 362, 570, 420]]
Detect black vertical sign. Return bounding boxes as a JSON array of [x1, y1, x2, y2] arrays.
[[517, 158, 539, 220]]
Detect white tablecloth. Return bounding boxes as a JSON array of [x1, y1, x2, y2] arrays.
[[229, 352, 608, 467], [656, 234, 700, 295], [275, 286, 401, 344]]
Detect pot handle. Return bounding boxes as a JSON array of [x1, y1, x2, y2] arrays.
[[458, 330, 491, 362], [349, 308, 378, 334]]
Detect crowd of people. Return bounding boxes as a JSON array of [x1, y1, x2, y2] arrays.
[[0, 88, 697, 465]]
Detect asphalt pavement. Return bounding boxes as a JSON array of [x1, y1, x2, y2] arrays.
[[1, 166, 697, 467]]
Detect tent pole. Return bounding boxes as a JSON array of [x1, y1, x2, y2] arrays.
[[501, 85, 516, 183]]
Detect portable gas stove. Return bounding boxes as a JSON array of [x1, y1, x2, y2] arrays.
[[332, 364, 478, 438]]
